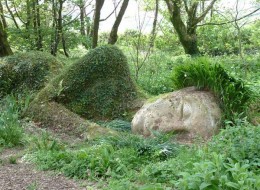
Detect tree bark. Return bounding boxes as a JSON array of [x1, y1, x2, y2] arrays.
[[51, 0, 68, 57], [79, 0, 86, 36], [0, 21, 13, 57], [164, 0, 217, 55], [108, 0, 129, 44], [91, 0, 105, 48], [4, 0, 19, 29], [149, 0, 159, 48], [50, 0, 58, 55], [0, 2, 7, 28], [35, 0, 43, 50]]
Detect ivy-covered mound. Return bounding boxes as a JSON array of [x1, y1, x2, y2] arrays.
[[29, 45, 137, 123], [0, 51, 63, 98]]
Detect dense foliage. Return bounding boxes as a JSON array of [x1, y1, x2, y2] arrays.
[[171, 57, 253, 122], [37, 45, 137, 120], [0, 51, 63, 97]]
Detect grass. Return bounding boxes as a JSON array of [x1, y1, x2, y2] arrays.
[[171, 57, 254, 122], [23, 119, 260, 190], [0, 95, 25, 147]]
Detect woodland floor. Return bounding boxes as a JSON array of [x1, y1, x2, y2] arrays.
[[0, 123, 101, 190]]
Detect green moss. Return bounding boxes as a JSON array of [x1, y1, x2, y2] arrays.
[[35, 45, 137, 120], [27, 100, 115, 139], [0, 51, 63, 98]]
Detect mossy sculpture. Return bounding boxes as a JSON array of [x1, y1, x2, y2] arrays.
[[31, 45, 137, 120], [27, 45, 137, 138], [0, 51, 63, 98]]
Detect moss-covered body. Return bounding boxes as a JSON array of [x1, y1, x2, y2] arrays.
[[0, 51, 63, 97], [33, 45, 137, 120]]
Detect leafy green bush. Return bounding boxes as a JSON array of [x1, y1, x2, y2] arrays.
[[0, 95, 24, 147], [211, 121, 260, 174], [0, 51, 63, 97], [177, 153, 260, 190], [176, 123, 260, 189], [171, 57, 252, 121]]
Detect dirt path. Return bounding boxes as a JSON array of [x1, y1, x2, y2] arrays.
[[0, 148, 88, 190]]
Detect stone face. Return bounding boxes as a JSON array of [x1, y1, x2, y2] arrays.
[[132, 87, 222, 140]]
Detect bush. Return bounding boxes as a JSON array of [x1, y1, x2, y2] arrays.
[[171, 57, 253, 121], [0, 51, 63, 98], [0, 95, 24, 147], [176, 123, 260, 190]]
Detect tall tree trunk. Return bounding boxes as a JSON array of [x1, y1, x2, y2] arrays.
[[35, 0, 43, 50], [51, 0, 68, 57], [4, 0, 19, 29], [91, 0, 105, 48], [108, 0, 129, 45], [26, 0, 31, 29], [32, 0, 43, 50], [0, 2, 7, 28], [0, 21, 13, 57], [79, 1, 86, 36], [149, 0, 159, 48], [58, 0, 68, 57], [50, 0, 58, 55]]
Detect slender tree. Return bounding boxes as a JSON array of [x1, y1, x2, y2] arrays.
[[149, 0, 159, 48], [0, 20, 13, 57], [91, 0, 105, 48], [51, 0, 69, 57], [0, 2, 7, 28], [108, 0, 129, 44]]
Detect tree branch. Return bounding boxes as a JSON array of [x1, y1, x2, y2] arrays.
[[198, 8, 260, 26], [100, 0, 122, 22], [194, 0, 217, 25]]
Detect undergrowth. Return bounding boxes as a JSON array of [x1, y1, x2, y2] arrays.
[[0, 94, 30, 147], [25, 132, 182, 180]]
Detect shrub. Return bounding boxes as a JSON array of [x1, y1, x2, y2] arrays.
[[171, 57, 252, 121], [0, 95, 24, 147], [0, 51, 63, 98], [176, 123, 260, 190]]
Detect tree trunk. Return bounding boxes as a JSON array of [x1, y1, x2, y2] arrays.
[[26, 0, 31, 29], [79, 1, 86, 36], [108, 0, 129, 45], [35, 0, 43, 50], [0, 2, 7, 28], [164, 0, 217, 56], [91, 0, 105, 48], [51, 0, 68, 57], [50, 0, 58, 55], [149, 0, 159, 48], [0, 21, 13, 57], [4, 0, 19, 29]]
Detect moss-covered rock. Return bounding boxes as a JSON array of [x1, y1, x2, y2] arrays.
[[0, 51, 63, 98], [33, 45, 137, 120]]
